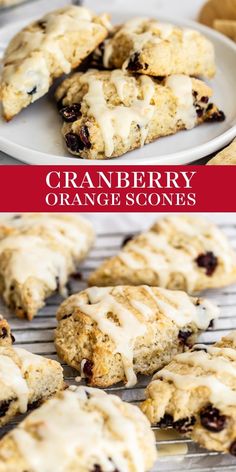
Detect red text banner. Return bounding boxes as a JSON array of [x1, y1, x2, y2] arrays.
[[0, 165, 234, 212]]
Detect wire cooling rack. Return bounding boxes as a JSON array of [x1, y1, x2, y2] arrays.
[[1, 221, 236, 471]]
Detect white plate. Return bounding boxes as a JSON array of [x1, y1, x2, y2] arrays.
[[0, 11, 236, 165]]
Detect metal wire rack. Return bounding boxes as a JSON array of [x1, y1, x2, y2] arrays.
[[1, 221, 236, 471]]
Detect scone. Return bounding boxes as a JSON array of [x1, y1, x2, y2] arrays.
[[88, 215, 236, 292], [141, 331, 236, 456], [0, 6, 111, 120], [0, 316, 14, 346], [55, 70, 224, 159], [100, 17, 216, 78], [0, 346, 64, 427], [0, 386, 157, 472], [207, 138, 236, 165], [55, 285, 219, 388], [0, 213, 95, 320], [0, 0, 25, 6]]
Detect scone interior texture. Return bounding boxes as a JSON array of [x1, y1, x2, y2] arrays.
[[101, 17, 216, 78], [141, 331, 236, 455], [0, 386, 157, 472], [55, 69, 224, 159], [207, 138, 236, 165], [0, 315, 14, 346], [0, 6, 111, 120], [55, 285, 219, 388], [0, 213, 95, 320], [88, 215, 236, 292], [0, 345, 64, 427]]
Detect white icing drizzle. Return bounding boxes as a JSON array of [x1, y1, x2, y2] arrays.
[[0, 351, 29, 413], [0, 234, 70, 300], [14, 348, 44, 370], [81, 71, 155, 157], [9, 214, 92, 260], [74, 286, 218, 386], [143, 286, 219, 330], [154, 369, 236, 408], [195, 344, 236, 361], [119, 232, 198, 292], [12, 387, 148, 472], [118, 216, 236, 292], [165, 75, 196, 129]]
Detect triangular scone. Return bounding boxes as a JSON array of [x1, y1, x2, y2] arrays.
[[88, 215, 236, 292], [141, 331, 236, 456], [0, 386, 157, 472], [0, 316, 13, 346], [0, 214, 95, 320], [0, 6, 111, 121], [0, 346, 64, 427], [207, 138, 236, 165], [99, 17, 216, 78], [55, 70, 224, 159], [55, 285, 219, 388]]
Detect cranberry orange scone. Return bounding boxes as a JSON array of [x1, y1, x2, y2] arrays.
[[0, 315, 14, 346], [88, 215, 236, 292], [55, 70, 224, 160], [0, 386, 157, 472], [0, 346, 64, 427], [55, 285, 219, 388], [0, 214, 95, 320], [100, 17, 216, 78], [141, 331, 236, 456], [0, 6, 111, 121]]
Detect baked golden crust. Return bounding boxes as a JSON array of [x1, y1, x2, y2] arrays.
[[0, 6, 111, 120], [141, 331, 236, 456], [55, 285, 219, 388]]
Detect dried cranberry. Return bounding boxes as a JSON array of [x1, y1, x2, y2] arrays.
[[37, 20, 47, 30], [83, 360, 93, 378], [195, 251, 218, 276], [127, 52, 142, 71], [174, 416, 196, 434], [192, 91, 198, 99], [0, 400, 12, 417], [206, 110, 226, 122], [0, 328, 7, 339], [157, 413, 174, 428], [178, 330, 192, 344], [92, 466, 102, 472], [121, 234, 135, 247], [60, 104, 81, 123], [201, 96, 209, 103], [200, 405, 227, 432], [229, 440, 236, 456]]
